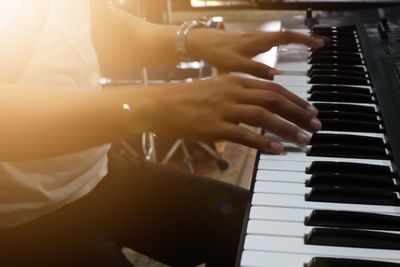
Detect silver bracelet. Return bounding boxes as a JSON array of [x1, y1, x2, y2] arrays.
[[175, 19, 208, 62]]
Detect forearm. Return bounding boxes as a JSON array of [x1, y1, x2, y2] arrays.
[[0, 84, 157, 161], [91, 2, 181, 69]]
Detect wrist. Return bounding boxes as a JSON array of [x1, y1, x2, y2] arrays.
[[185, 17, 227, 63], [175, 19, 208, 61]]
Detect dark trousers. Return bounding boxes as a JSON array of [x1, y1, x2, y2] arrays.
[[0, 144, 249, 267]]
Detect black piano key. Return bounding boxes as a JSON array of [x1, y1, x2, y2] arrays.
[[311, 30, 356, 37], [308, 69, 369, 79], [306, 161, 393, 175], [309, 75, 371, 86], [326, 37, 358, 46], [310, 51, 362, 60], [305, 257, 400, 267], [308, 85, 372, 95], [306, 144, 389, 160], [312, 26, 357, 32], [311, 44, 360, 53], [311, 28, 356, 35], [312, 103, 377, 114], [305, 228, 400, 250], [317, 111, 379, 123], [305, 172, 398, 189], [308, 91, 374, 103], [310, 133, 385, 147], [309, 56, 364, 66], [305, 210, 400, 231], [305, 186, 400, 206], [308, 64, 366, 74], [320, 119, 383, 133]]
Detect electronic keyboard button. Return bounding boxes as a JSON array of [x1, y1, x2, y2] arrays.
[[310, 51, 362, 60], [308, 91, 375, 103], [317, 111, 380, 123], [245, 234, 400, 259], [306, 144, 389, 159], [310, 50, 361, 58], [305, 161, 393, 175], [304, 228, 400, 250], [309, 75, 371, 86], [308, 56, 364, 65], [308, 69, 369, 79], [311, 31, 356, 38], [320, 119, 383, 132], [312, 26, 357, 32], [305, 186, 400, 206], [241, 251, 400, 267], [310, 133, 385, 146], [252, 193, 399, 214], [326, 37, 358, 46], [305, 257, 400, 267], [308, 85, 372, 94], [305, 173, 398, 189], [305, 210, 400, 231], [312, 44, 361, 52], [312, 103, 377, 114], [308, 64, 366, 74]]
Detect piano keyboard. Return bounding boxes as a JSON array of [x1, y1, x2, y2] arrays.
[[236, 10, 400, 267]]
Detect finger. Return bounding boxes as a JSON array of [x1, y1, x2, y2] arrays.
[[230, 57, 279, 80], [262, 31, 324, 49], [240, 78, 319, 116], [220, 123, 284, 154], [231, 105, 312, 146], [236, 89, 321, 132]]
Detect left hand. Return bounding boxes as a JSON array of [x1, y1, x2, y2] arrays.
[[186, 29, 324, 80]]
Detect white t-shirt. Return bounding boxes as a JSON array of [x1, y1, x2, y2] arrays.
[[0, 0, 110, 230]]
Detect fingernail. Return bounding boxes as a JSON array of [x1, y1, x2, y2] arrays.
[[270, 141, 284, 153], [310, 118, 322, 132], [268, 68, 279, 78], [307, 105, 319, 116], [296, 131, 311, 146]]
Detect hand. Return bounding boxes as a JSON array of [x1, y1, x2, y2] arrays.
[[149, 75, 321, 153], [187, 29, 324, 80]]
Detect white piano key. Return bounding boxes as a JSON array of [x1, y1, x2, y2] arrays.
[[277, 70, 308, 76], [244, 235, 400, 261], [257, 160, 308, 172], [241, 250, 312, 267], [256, 170, 309, 183], [264, 131, 386, 140], [252, 193, 400, 214], [274, 75, 310, 83], [247, 220, 399, 237], [240, 250, 400, 267], [254, 181, 306, 194], [260, 152, 391, 165], [317, 130, 385, 139], [249, 206, 311, 222], [258, 158, 392, 172], [249, 206, 399, 222], [247, 219, 306, 237], [275, 61, 309, 72]]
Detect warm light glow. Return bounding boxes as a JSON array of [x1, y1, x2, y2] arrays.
[[123, 103, 132, 112], [191, 0, 250, 7]]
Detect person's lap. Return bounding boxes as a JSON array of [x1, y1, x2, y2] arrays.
[[0, 144, 249, 267]]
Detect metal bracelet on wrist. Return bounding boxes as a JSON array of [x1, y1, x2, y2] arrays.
[[175, 19, 208, 62]]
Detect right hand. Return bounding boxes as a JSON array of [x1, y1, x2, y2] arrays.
[[149, 75, 321, 154]]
